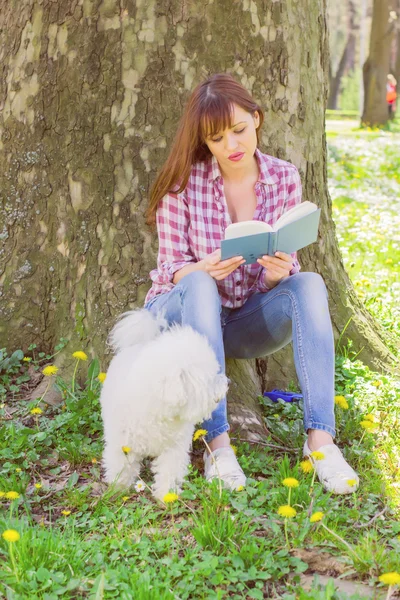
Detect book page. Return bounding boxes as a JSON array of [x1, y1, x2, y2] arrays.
[[274, 201, 318, 230], [224, 220, 273, 239]]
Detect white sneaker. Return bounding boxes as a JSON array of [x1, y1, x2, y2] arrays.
[[303, 441, 359, 494], [203, 447, 246, 491]]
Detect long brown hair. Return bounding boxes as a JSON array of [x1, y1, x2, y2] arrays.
[[145, 73, 264, 227]]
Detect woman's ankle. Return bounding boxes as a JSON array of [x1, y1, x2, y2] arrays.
[[207, 432, 231, 453], [307, 429, 334, 452]]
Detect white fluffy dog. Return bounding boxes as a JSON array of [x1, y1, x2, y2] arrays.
[[100, 308, 228, 501]]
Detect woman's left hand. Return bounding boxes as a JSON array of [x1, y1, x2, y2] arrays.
[[257, 252, 294, 288]]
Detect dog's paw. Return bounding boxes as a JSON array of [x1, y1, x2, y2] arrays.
[[151, 485, 182, 502]]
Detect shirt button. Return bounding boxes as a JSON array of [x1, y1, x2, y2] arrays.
[[236, 297, 241, 302], [236, 280, 241, 286]]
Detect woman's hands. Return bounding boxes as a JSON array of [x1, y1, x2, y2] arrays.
[[200, 250, 293, 285], [201, 249, 246, 281], [257, 251, 293, 288]]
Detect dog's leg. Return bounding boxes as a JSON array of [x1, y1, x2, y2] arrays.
[[151, 428, 193, 501], [103, 445, 141, 489]]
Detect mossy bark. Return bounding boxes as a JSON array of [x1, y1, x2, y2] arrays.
[[0, 0, 398, 436]]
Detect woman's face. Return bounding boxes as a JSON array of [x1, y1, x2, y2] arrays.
[[203, 104, 260, 173]]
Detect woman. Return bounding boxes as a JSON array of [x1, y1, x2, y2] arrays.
[[387, 74, 397, 120], [143, 73, 359, 494]]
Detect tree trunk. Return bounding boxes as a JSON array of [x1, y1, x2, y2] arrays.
[[362, 0, 395, 125], [0, 0, 398, 441], [328, 0, 357, 110]]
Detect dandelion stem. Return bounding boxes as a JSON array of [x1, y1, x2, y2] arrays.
[[310, 465, 317, 491], [288, 488, 292, 506], [284, 519, 290, 549], [8, 543, 19, 583], [358, 430, 366, 446], [38, 380, 51, 403], [71, 359, 79, 395], [169, 504, 179, 553], [385, 585, 393, 600], [320, 522, 363, 563], [202, 438, 222, 500]]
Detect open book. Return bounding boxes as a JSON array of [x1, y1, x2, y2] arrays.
[[221, 201, 321, 265]]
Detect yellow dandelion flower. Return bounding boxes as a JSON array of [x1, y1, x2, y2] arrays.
[[30, 407, 43, 415], [236, 485, 244, 492], [42, 365, 58, 377], [364, 414, 375, 422], [378, 572, 400, 585], [385, 258, 393, 264], [5, 491, 20, 500], [282, 477, 299, 488], [34, 483, 42, 490], [163, 492, 179, 504], [360, 420, 378, 431], [72, 351, 88, 361], [300, 460, 313, 474], [193, 429, 207, 442], [347, 479, 357, 487], [122, 496, 130, 502], [372, 380, 382, 387], [23, 357, 32, 362], [310, 511, 324, 523], [61, 510, 71, 516], [277, 505, 297, 518], [0, 491, 5, 497], [2, 529, 20, 542], [310, 451, 325, 461], [91, 458, 98, 464], [97, 372, 107, 383], [15, 468, 22, 473], [230, 444, 237, 454], [334, 395, 349, 409], [122, 446, 131, 455]]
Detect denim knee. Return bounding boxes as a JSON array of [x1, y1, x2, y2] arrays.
[[178, 270, 221, 303], [287, 272, 328, 299]]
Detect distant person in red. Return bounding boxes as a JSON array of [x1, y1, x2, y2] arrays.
[[387, 74, 397, 119]]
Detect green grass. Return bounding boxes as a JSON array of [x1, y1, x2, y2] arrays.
[[327, 129, 400, 354], [1, 128, 400, 598]]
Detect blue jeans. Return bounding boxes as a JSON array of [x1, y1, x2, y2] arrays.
[[144, 271, 336, 443]]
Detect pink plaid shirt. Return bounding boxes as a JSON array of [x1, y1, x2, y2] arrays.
[[145, 148, 301, 309]]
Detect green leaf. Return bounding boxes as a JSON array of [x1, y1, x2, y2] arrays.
[[247, 590, 264, 600], [67, 471, 79, 488], [87, 358, 100, 384], [36, 567, 51, 582]]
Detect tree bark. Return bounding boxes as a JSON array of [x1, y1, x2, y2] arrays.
[[0, 0, 398, 440], [362, 0, 395, 125]]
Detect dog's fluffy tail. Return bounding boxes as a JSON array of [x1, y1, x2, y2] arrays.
[[107, 308, 167, 353]]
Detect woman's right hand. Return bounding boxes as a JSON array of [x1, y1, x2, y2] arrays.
[[201, 249, 246, 281]]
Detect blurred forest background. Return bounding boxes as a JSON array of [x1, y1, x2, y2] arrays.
[[328, 0, 398, 124]]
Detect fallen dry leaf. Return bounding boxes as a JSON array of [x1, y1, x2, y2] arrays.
[[291, 548, 347, 575]]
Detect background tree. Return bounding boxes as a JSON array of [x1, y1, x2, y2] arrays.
[[362, 0, 396, 124], [392, 0, 400, 97], [0, 0, 398, 439], [328, 0, 358, 109]]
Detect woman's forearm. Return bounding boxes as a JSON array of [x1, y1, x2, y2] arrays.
[[172, 260, 205, 285]]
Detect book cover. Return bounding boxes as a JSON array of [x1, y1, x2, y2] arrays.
[[220, 208, 321, 265]]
